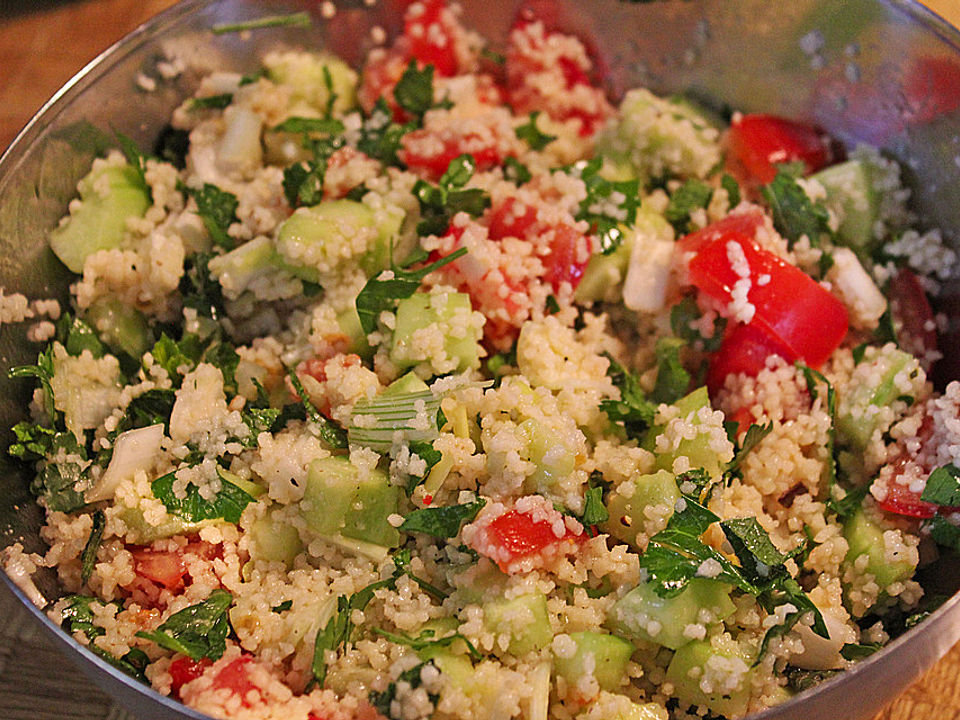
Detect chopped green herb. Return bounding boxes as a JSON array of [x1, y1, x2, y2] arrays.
[[503, 156, 532, 185], [182, 183, 239, 249], [572, 157, 640, 260], [761, 168, 831, 247], [273, 116, 345, 135], [272, 600, 293, 613], [920, 464, 960, 506], [372, 626, 481, 660], [726, 422, 773, 479], [113, 131, 150, 197], [81, 510, 105, 583], [355, 247, 467, 335], [400, 499, 486, 538], [136, 590, 233, 661], [151, 471, 255, 524], [515, 112, 556, 151], [840, 642, 882, 660], [721, 173, 741, 207], [599, 354, 657, 438], [414, 154, 491, 236], [394, 60, 438, 119], [190, 93, 233, 111], [155, 125, 190, 169], [670, 295, 725, 352], [287, 368, 348, 449], [357, 99, 417, 166], [406, 440, 443, 495], [650, 337, 690, 405], [211, 11, 311, 34], [581, 485, 610, 527], [545, 295, 561, 315], [664, 179, 713, 234]]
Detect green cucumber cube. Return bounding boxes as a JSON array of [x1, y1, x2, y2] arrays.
[[843, 508, 916, 590], [608, 578, 735, 650], [483, 592, 553, 655], [665, 637, 753, 718], [645, 387, 727, 480], [85, 298, 152, 358], [837, 348, 918, 450], [49, 163, 151, 273], [302, 456, 401, 547], [605, 470, 680, 548], [553, 631, 634, 692], [518, 417, 577, 495], [812, 159, 879, 253], [249, 512, 302, 566], [390, 292, 481, 374]]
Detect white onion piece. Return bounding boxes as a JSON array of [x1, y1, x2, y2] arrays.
[[791, 611, 857, 670], [217, 105, 263, 175], [827, 246, 887, 329], [86, 423, 164, 503], [623, 234, 674, 313]]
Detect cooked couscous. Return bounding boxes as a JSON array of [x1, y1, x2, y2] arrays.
[[4, 2, 960, 720]]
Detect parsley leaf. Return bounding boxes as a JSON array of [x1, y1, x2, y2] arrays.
[[721, 173, 741, 207], [515, 112, 556, 151], [151, 471, 256, 524], [761, 168, 831, 247], [406, 440, 443, 495], [272, 600, 293, 613], [921, 464, 960, 506], [62, 595, 151, 683], [8, 426, 89, 512], [273, 116, 345, 135], [80, 510, 105, 583], [840, 642, 882, 660], [287, 367, 348, 448], [372, 627, 481, 660], [182, 183, 239, 249], [926, 513, 960, 553], [370, 661, 438, 719], [190, 93, 233, 111], [355, 247, 468, 334], [599, 354, 657, 438], [670, 295, 726, 352], [136, 590, 233, 661], [503, 156, 532, 185], [582, 484, 610, 526], [113, 131, 150, 197], [572, 157, 640, 257], [725, 422, 773, 479], [414, 154, 491, 236], [399, 499, 486, 538], [358, 99, 417, 166], [180, 252, 227, 322], [650, 337, 690, 405], [394, 60, 439, 119], [799, 363, 838, 493], [9, 345, 57, 424], [664, 179, 713, 234]]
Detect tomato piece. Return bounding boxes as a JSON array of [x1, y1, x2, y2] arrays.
[[888, 267, 938, 367], [403, 0, 458, 77], [542, 223, 588, 292], [477, 508, 583, 573], [727, 114, 833, 185], [214, 656, 258, 706], [487, 197, 538, 240], [169, 657, 212, 698], [680, 213, 849, 370], [130, 548, 187, 591], [357, 48, 410, 117], [399, 130, 504, 180], [877, 476, 938, 519], [707, 322, 796, 395]]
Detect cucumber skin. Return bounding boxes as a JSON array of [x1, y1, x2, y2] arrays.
[[553, 631, 634, 692]]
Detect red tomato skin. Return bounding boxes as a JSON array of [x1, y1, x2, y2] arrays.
[[707, 322, 797, 395], [727, 114, 832, 185], [542, 223, 587, 292], [487, 197, 538, 240], [169, 657, 212, 698], [214, 656, 258, 705], [877, 476, 938, 519], [680, 214, 848, 370], [482, 509, 583, 572], [399, 132, 504, 180], [403, 0, 457, 77], [130, 548, 187, 591]]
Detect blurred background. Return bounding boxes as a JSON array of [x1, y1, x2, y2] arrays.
[[0, 0, 959, 719]]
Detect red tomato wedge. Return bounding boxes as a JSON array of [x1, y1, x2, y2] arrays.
[[706, 322, 796, 395], [169, 657, 212, 698], [403, 0, 458, 77], [214, 656, 259, 706], [877, 479, 938, 519], [130, 548, 187, 591], [476, 508, 584, 573], [727, 114, 833, 185], [679, 212, 849, 376]]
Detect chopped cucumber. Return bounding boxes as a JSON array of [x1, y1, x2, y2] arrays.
[[812, 159, 879, 253], [49, 162, 151, 273], [207, 235, 310, 299], [665, 637, 753, 718], [483, 592, 553, 655], [553, 631, 634, 692], [608, 578, 735, 650], [843, 507, 916, 590], [517, 417, 578, 495], [599, 89, 722, 186], [604, 470, 680, 548], [85, 298, 152, 358], [263, 50, 358, 117], [606, 698, 669, 720], [645, 387, 730, 480], [348, 373, 441, 453], [249, 512, 302, 566], [836, 347, 920, 450], [336, 305, 373, 360], [118, 506, 208, 543], [575, 226, 634, 304], [301, 456, 401, 547], [390, 292, 481, 375], [383, 371, 431, 396]]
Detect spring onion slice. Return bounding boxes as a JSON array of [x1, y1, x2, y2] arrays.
[[211, 12, 311, 35]]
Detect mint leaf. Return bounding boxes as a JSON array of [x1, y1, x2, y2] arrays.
[[372, 627, 481, 660], [399, 499, 486, 538], [151, 471, 255, 524], [80, 510, 105, 583], [414, 154, 491, 236], [190, 94, 233, 111], [650, 337, 690, 404], [136, 590, 233, 661], [515, 112, 556, 151], [273, 116, 345, 135], [599, 354, 657, 438], [664, 179, 713, 234], [394, 60, 436, 119], [921, 465, 960, 506], [761, 168, 831, 247], [182, 183, 239, 249]]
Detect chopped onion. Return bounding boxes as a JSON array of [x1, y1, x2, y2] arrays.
[[623, 234, 675, 313], [86, 423, 164, 503]]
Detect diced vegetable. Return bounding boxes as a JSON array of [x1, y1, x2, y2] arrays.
[[347, 372, 442, 453], [482, 592, 553, 655], [609, 578, 735, 650], [301, 456, 401, 548], [604, 470, 680, 548], [49, 162, 151, 273], [665, 636, 753, 717], [553, 631, 634, 694], [263, 50, 358, 116], [390, 292, 482, 374], [217, 106, 263, 175], [86, 424, 164, 503], [843, 507, 917, 590], [812, 158, 880, 252], [621, 210, 676, 313], [85, 298, 153, 358], [248, 512, 303, 566], [645, 387, 732, 481], [727, 113, 832, 185]]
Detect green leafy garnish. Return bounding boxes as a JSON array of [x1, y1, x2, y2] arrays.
[[272, 600, 293, 613], [399, 499, 486, 538], [414, 154, 491, 237], [9, 345, 57, 424], [58, 315, 105, 358], [721, 173, 741, 207], [357, 99, 417, 166], [8, 425, 89, 512], [515, 112, 556, 151], [62, 596, 149, 683], [599, 354, 657, 438], [572, 157, 640, 258], [81, 510, 105, 583], [761, 168, 831, 247], [355, 247, 468, 334], [394, 60, 443, 119], [503, 156, 532, 185], [670, 296, 726, 353], [664, 179, 713, 234], [273, 116, 345, 135], [137, 590, 233, 661], [840, 642, 882, 660], [406, 440, 443, 495], [190, 93, 233, 111], [725, 422, 773, 479], [650, 337, 690, 405], [113, 131, 150, 197], [180, 252, 227, 322], [151, 471, 255, 524], [582, 484, 610, 527], [921, 465, 960, 506], [211, 11, 311, 34], [182, 183, 239, 249], [372, 627, 481, 660], [287, 368, 348, 449], [799, 363, 837, 491]]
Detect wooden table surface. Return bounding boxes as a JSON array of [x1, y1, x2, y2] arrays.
[[1, 0, 960, 719]]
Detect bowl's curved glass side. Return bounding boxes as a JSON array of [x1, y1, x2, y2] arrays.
[[0, 1, 958, 720]]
